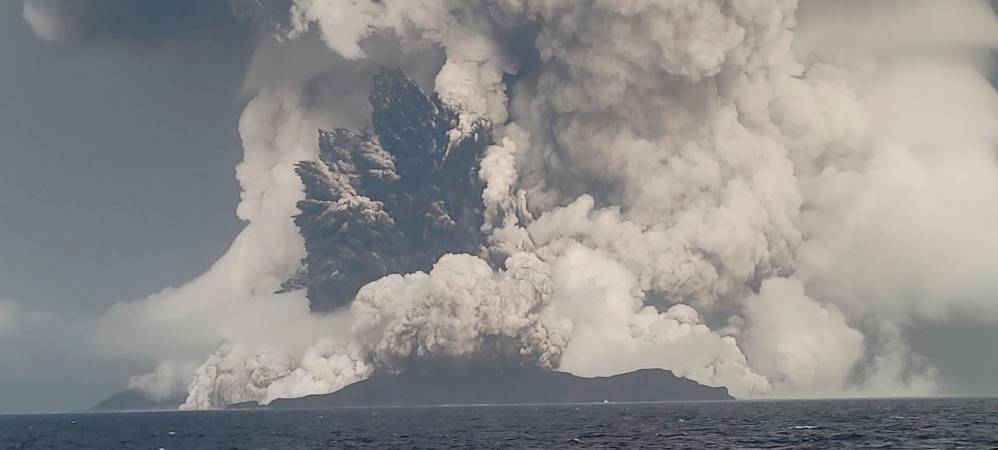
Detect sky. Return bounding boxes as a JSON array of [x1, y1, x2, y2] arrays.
[[0, 2, 249, 315], [0, 1, 252, 412], [1, 0, 997, 414]]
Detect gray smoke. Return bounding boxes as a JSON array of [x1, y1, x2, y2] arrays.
[[286, 69, 492, 311]]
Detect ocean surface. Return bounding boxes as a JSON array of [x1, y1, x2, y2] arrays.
[[2, 398, 996, 449]]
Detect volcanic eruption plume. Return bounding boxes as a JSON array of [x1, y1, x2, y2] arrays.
[[22, 0, 998, 408]]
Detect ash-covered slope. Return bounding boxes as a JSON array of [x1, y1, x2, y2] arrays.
[[235, 365, 731, 409], [89, 389, 186, 412], [285, 69, 492, 312]]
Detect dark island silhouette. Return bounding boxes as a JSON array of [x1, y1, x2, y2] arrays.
[[91, 364, 732, 412], [231, 364, 733, 409]]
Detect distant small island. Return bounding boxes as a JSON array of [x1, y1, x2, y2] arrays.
[[91, 365, 732, 412], [89, 389, 187, 412]]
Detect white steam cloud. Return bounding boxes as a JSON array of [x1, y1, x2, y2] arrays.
[[24, 0, 998, 407], [349, 253, 568, 370]]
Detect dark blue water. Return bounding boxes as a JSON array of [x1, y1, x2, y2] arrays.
[[2, 398, 996, 449]]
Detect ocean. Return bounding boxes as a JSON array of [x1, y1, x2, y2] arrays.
[[1, 398, 996, 449]]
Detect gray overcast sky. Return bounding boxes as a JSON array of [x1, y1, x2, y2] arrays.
[[0, 1, 249, 317], [0, 1, 254, 413]]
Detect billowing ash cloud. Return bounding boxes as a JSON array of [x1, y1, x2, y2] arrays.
[[23, 0, 998, 407], [350, 252, 567, 370], [183, 339, 372, 409], [286, 69, 491, 311]]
